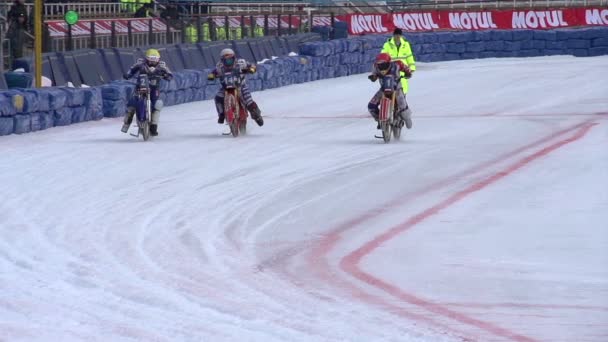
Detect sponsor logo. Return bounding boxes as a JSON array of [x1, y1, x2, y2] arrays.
[[392, 13, 439, 31], [585, 9, 608, 25], [512, 10, 568, 29], [449, 12, 497, 30], [350, 15, 388, 34]]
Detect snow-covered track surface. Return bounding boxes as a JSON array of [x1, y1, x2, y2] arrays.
[[1, 56, 607, 342]]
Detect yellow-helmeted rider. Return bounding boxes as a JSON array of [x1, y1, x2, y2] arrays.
[[381, 28, 415, 128], [121, 49, 173, 136]]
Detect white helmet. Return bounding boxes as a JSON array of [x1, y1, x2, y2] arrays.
[[220, 48, 236, 66], [220, 48, 235, 58]]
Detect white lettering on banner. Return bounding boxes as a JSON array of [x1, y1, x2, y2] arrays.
[[512, 10, 568, 29], [449, 12, 497, 30], [585, 9, 608, 25], [351, 15, 387, 34], [393, 13, 438, 31], [351, 16, 367, 33]]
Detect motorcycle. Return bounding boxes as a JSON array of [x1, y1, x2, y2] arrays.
[[221, 71, 248, 137], [374, 74, 404, 143], [130, 74, 152, 141]]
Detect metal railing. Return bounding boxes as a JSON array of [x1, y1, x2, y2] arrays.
[[160, 1, 312, 15], [2, 0, 602, 21], [0, 1, 314, 21], [45, 14, 310, 53], [0, 0, 132, 19], [50, 31, 180, 52]]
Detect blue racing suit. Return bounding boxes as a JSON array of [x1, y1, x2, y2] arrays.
[[123, 58, 173, 127]]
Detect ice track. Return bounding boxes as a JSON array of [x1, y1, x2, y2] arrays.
[[1, 56, 607, 342]]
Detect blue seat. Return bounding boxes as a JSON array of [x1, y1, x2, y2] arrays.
[[196, 43, 217, 68], [167, 46, 186, 71], [98, 49, 125, 81], [269, 37, 285, 56], [233, 40, 256, 63], [48, 53, 68, 86], [247, 39, 265, 62], [177, 44, 202, 69], [113, 48, 138, 72], [12, 55, 53, 84], [4, 72, 34, 88], [283, 36, 300, 54], [260, 38, 275, 57], [69, 50, 108, 86]]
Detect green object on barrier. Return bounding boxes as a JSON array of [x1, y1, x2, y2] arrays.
[[65, 10, 79, 25]]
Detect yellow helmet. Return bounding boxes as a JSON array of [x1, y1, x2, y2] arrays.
[[145, 49, 160, 65]]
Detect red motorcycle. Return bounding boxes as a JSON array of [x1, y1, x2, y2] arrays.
[[375, 74, 402, 143], [221, 72, 248, 137]]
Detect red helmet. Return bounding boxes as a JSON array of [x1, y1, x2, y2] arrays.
[[375, 53, 392, 74]]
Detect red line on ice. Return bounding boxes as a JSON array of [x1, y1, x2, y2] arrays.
[[307, 120, 597, 341], [339, 123, 596, 342], [441, 302, 608, 312], [265, 112, 607, 120]]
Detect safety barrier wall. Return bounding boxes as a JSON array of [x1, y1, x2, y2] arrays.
[[1, 27, 607, 136]]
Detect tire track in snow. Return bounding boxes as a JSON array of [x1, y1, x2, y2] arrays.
[[282, 120, 598, 341], [338, 122, 596, 341]]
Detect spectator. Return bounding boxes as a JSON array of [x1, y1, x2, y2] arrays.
[[184, 20, 198, 43], [160, 2, 180, 21], [7, 0, 28, 28], [381, 28, 416, 94], [134, 3, 154, 18], [6, 12, 29, 60], [160, 2, 180, 28]]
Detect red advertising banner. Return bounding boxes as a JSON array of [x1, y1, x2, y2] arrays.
[[46, 16, 335, 37], [341, 8, 608, 35]]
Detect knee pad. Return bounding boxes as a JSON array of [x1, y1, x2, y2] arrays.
[[154, 100, 164, 111]]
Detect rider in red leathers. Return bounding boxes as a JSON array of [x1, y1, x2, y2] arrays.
[[207, 48, 264, 126], [367, 53, 413, 129]]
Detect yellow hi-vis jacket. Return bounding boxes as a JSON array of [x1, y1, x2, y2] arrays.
[[185, 24, 198, 43], [381, 36, 416, 93]]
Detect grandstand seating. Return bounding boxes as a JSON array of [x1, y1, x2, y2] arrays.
[[11, 33, 322, 88]]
